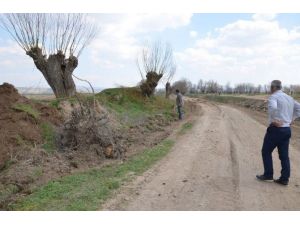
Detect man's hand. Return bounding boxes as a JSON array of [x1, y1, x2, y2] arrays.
[[271, 120, 283, 127]]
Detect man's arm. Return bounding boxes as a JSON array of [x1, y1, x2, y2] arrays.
[[293, 100, 300, 120], [268, 95, 277, 117], [180, 94, 184, 106], [268, 95, 282, 127]]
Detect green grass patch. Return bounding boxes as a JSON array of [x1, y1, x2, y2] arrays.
[[12, 139, 174, 211], [12, 103, 40, 120], [40, 122, 55, 153], [178, 121, 194, 135], [49, 96, 78, 109], [43, 88, 175, 125], [96, 87, 175, 124], [49, 99, 60, 109]]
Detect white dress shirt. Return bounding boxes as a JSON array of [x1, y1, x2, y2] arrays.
[[268, 90, 300, 127]]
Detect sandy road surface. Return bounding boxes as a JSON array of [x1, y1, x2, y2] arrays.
[[102, 100, 300, 210]]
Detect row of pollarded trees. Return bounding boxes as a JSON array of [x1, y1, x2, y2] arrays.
[[171, 79, 223, 94], [283, 85, 300, 95], [169, 79, 291, 95], [227, 84, 300, 95], [164, 79, 224, 96], [0, 13, 176, 99]]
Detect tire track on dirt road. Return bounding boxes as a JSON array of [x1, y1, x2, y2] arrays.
[[220, 104, 300, 210], [102, 100, 300, 210]]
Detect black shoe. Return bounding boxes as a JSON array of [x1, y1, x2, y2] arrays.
[[256, 174, 273, 181], [274, 179, 289, 186]]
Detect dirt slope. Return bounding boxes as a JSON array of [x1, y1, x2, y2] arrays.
[[102, 99, 300, 210], [0, 83, 62, 169], [0, 84, 181, 209]]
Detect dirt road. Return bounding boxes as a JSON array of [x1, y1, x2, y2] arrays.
[[102, 100, 300, 210]]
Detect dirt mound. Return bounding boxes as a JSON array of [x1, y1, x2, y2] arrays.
[[0, 82, 62, 169], [0, 82, 27, 106], [237, 98, 267, 112]]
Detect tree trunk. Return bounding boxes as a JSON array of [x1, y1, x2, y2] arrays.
[[27, 47, 77, 98], [140, 72, 162, 97], [165, 82, 171, 98]]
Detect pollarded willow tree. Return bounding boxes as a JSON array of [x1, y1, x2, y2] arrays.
[[0, 14, 98, 98], [137, 41, 176, 97], [164, 65, 176, 98]]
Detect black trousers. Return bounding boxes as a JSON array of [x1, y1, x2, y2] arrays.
[[262, 126, 291, 181]]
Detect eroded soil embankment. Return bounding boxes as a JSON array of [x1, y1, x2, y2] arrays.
[[0, 83, 194, 210]]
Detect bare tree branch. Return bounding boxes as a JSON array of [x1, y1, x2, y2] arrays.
[[0, 13, 98, 58], [72, 73, 96, 112], [137, 40, 176, 84], [0, 13, 99, 98]]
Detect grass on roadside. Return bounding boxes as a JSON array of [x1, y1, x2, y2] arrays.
[[12, 139, 175, 211], [45, 87, 176, 125], [96, 87, 175, 123], [178, 121, 194, 135]]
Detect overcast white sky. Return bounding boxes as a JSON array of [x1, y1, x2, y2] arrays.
[[1, 13, 300, 89]]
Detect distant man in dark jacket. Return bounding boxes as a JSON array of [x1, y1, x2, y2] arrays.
[[176, 89, 184, 120]]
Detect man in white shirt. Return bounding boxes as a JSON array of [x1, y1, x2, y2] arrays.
[[256, 80, 300, 185]]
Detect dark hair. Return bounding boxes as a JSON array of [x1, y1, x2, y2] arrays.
[[175, 89, 180, 93], [271, 80, 282, 90]]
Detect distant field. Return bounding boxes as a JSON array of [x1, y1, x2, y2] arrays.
[[193, 93, 300, 102], [229, 94, 268, 100], [24, 94, 56, 100]]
